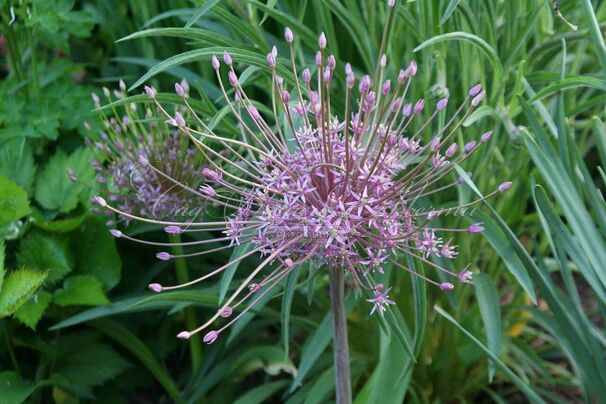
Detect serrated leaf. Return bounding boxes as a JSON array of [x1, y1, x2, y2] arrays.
[[71, 216, 121, 289], [0, 175, 31, 227], [54, 275, 109, 307], [14, 291, 52, 330], [34, 148, 94, 213], [0, 139, 36, 195], [0, 268, 47, 317], [16, 230, 73, 283], [0, 371, 37, 404], [54, 342, 130, 392]]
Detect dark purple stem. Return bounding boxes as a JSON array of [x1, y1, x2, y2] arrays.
[[329, 267, 352, 404]]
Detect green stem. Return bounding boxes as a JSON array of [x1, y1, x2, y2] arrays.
[[28, 28, 41, 102], [328, 267, 352, 404], [169, 234, 202, 372], [4, 326, 21, 377], [2, 22, 25, 81], [580, 0, 606, 79]]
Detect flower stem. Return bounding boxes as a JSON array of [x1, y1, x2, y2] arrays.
[[329, 267, 352, 404], [169, 234, 202, 372]]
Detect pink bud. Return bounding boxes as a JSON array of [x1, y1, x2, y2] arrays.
[[414, 99, 425, 114], [318, 32, 327, 49], [302, 68, 311, 83], [164, 225, 182, 235], [380, 54, 387, 67], [445, 143, 457, 158], [248, 283, 260, 292], [439, 282, 455, 291], [468, 223, 485, 233], [397, 69, 406, 83], [203, 330, 219, 344], [228, 71, 238, 87], [382, 80, 391, 95], [156, 252, 171, 261], [148, 283, 163, 293], [498, 181, 512, 192], [402, 103, 412, 117], [285, 27, 294, 43], [480, 130, 493, 143], [211, 55, 220, 69], [457, 270, 473, 284], [405, 61, 417, 77], [346, 73, 355, 89], [175, 112, 186, 127], [144, 86, 155, 99], [119, 79, 126, 91], [284, 258, 294, 267], [359, 75, 371, 93], [323, 66, 331, 82], [177, 331, 191, 340], [220, 307, 233, 318], [94, 196, 107, 207], [281, 90, 291, 103], [464, 141, 477, 153], [436, 98, 448, 111], [223, 51, 232, 66], [199, 184, 216, 196], [110, 229, 122, 238], [345, 63, 352, 75], [431, 136, 441, 151], [327, 55, 336, 70], [471, 91, 485, 107], [247, 105, 261, 121], [469, 83, 482, 97], [266, 52, 276, 68], [315, 51, 322, 66]]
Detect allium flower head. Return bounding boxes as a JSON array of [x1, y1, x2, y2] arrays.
[[86, 81, 204, 224], [95, 24, 510, 342]]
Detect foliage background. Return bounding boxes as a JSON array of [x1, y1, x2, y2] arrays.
[[0, 0, 605, 402]]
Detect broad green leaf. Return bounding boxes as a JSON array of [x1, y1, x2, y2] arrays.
[[16, 230, 73, 283], [0, 242, 5, 291], [54, 341, 130, 391], [219, 235, 255, 304], [0, 371, 37, 404], [0, 175, 30, 227], [282, 264, 304, 357], [71, 216, 121, 289], [118, 27, 237, 49], [0, 268, 47, 317], [435, 306, 545, 403], [34, 148, 94, 213], [54, 275, 109, 307], [13, 291, 52, 330], [474, 273, 502, 382], [0, 139, 36, 195]]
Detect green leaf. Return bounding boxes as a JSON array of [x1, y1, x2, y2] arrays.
[[474, 273, 502, 382], [233, 380, 288, 404], [16, 230, 73, 283], [34, 148, 94, 213], [54, 341, 130, 391], [0, 371, 37, 404], [440, 0, 462, 25], [13, 291, 52, 330], [0, 242, 5, 291], [0, 139, 36, 195], [527, 76, 606, 103], [0, 268, 47, 317], [0, 175, 31, 227], [282, 264, 304, 357], [185, 0, 221, 28], [435, 306, 545, 403], [219, 238, 255, 304], [89, 319, 180, 400], [54, 275, 109, 307], [71, 216, 121, 289]]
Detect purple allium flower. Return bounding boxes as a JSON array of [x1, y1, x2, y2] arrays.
[[86, 83, 204, 225], [97, 25, 508, 343]]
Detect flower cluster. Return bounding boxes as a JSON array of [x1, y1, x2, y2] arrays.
[[86, 80, 203, 225], [95, 4, 509, 344]]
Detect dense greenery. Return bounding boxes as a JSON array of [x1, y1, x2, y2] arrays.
[[1, 0, 605, 402]]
